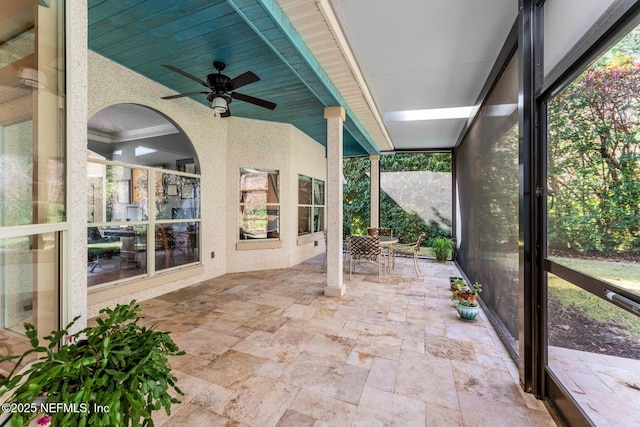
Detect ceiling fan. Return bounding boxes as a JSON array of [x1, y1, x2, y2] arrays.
[[161, 61, 276, 117]]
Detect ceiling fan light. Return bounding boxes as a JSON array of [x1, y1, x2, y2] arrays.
[[212, 96, 227, 113]]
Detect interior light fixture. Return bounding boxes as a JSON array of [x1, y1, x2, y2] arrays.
[[135, 146, 157, 156], [212, 96, 228, 114], [384, 106, 474, 122], [18, 67, 46, 89]]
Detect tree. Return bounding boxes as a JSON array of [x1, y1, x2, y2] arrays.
[[343, 153, 452, 242], [548, 52, 640, 256]]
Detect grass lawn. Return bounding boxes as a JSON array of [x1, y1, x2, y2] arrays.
[[548, 256, 640, 339]]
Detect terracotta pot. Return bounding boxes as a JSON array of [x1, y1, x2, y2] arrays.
[[457, 293, 476, 304]]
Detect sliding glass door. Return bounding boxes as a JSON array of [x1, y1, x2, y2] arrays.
[[544, 21, 640, 426]]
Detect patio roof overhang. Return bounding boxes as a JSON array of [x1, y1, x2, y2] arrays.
[[88, 0, 392, 157]]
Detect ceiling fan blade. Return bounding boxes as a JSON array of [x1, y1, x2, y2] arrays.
[[162, 64, 209, 87], [228, 71, 259, 90], [231, 92, 276, 110], [161, 91, 209, 100]]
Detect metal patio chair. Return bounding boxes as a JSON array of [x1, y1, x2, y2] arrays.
[[348, 235, 383, 282], [394, 233, 425, 278]]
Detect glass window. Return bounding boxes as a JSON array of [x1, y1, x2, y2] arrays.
[[0, 233, 60, 373], [87, 105, 201, 287], [239, 169, 280, 239], [0, 0, 65, 371], [544, 23, 640, 425], [88, 104, 199, 173], [88, 225, 147, 286], [155, 172, 200, 221], [155, 222, 199, 272], [0, 37, 65, 226], [313, 180, 325, 206], [547, 27, 640, 282], [298, 175, 325, 236], [87, 165, 149, 223], [299, 175, 312, 205]]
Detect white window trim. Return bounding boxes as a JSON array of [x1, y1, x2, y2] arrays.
[[86, 158, 202, 288], [238, 168, 281, 243], [297, 175, 325, 237]]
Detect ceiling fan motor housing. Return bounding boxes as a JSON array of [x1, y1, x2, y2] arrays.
[[207, 73, 230, 90]]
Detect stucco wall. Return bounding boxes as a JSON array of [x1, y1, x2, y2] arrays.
[[85, 51, 326, 314], [85, 51, 228, 316], [226, 118, 327, 272], [289, 125, 327, 266]]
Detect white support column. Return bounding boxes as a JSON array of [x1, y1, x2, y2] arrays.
[[66, 0, 89, 332], [370, 155, 380, 228], [324, 106, 346, 297]]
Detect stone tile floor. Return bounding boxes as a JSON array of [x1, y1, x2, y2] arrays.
[[141, 256, 556, 426], [548, 346, 640, 426]]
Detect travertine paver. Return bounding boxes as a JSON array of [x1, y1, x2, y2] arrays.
[[139, 256, 557, 427]]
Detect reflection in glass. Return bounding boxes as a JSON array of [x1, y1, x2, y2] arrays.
[[240, 169, 280, 239], [87, 225, 147, 287], [313, 180, 325, 206], [155, 222, 199, 271], [547, 273, 640, 424], [239, 205, 280, 239], [240, 169, 279, 204], [299, 175, 312, 204], [87, 104, 199, 172], [87, 103, 203, 286], [156, 172, 200, 220], [298, 176, 324, 236], [298, 206, 311, 236], [0, 0, 66, 227], [0, 233, 59, 374], [1, 122, 65, 226], [314, 207, 325, 233], [87, 165, 148, 222]]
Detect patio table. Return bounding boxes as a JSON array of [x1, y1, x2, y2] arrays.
[[380, 236, 398, 272]]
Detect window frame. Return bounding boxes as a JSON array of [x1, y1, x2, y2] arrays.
[[238, 168, 281, 242], [297, 174, 325, 236], [86, 157, 202, 289]]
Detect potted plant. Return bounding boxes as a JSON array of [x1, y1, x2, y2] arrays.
[[448, 276, 463, 290], [430, 237, 454, 262], [0, 300, 184, 427], [455, 282, 482, 304], [456, 299, 480, 321], [450, 277, 467, 292]]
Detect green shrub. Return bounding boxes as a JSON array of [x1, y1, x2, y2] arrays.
[[0, 301, 184, 427], [430, 237, 454, 261]]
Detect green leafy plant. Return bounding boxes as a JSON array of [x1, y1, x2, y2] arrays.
[[452, 277, 466, 289], [467, 282, 482, 296], [0, 301, 184, 427], [430, 237, 454, 261], [457, 299, 478, 308], [452, 281, 482, 303]]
